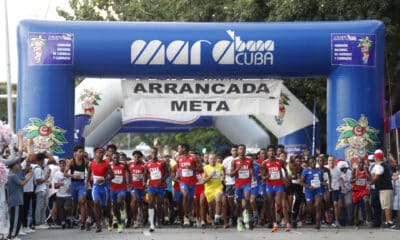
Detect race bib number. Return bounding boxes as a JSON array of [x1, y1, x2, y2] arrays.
[[238, 169, 249, 179], [112, 175, 123, 184], [212, 170, 221, 179], [75, 171, 85, 180], [150, 170, 162, 180], [93, 175, 104, 183], [133, 174, 143, 181], [291, 179, 300, 184], [356, 178, 366, 186], [311, 179, 321, 188], [270, 170, 280, 180], [182, 169, 193, 177]]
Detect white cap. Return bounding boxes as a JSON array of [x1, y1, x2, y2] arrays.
[[337, 161, 349, 169]]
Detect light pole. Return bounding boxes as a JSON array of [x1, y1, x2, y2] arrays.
[[3, 0, 14, 131]]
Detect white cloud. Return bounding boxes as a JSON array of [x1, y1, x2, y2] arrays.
[[0, 0, 71, 83]]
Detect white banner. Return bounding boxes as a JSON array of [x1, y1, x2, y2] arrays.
[[256, 85, 319, 138], [121, 79, 282, 116]]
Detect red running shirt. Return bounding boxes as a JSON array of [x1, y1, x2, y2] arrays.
[[91, 159, 109, 184], [352, 169, 368, 192], [110, 162, 127, 191], [128, 160, 145, 190], [264, 159, 284, 186], [233, 157, 252, 187], [177, 154, 197, 186], [146, 160, 166, 188]]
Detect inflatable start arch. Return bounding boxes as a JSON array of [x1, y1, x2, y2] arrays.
[[17, 20, 384, 161]]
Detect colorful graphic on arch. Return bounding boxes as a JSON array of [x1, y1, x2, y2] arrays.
[[335, 114, 379, 162], [275, 91, 290, 125], [331, 33, 375, 66], [28, 32, 74, 65], [79, 88, 102, 116], [23, 114, 67, 154]]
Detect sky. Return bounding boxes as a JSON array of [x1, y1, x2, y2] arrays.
[[0, 0, 71, 83]]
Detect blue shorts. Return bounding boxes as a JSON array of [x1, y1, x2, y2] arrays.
[[305, 187, 323, 202], [92, 184, 108, 206], [235, 184, 251, 200], [147, 186, 166, 198], [70, 181, 86, 200], [131, 188, 145, 201], [321, 186, 329, 194], [180, 183, 195, 199], [251, 184, 265, 196], [110, 189, 126, 203], [173, 189, 182, 202], [266, 184, 285, 194]]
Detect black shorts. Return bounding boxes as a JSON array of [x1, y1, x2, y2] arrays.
[[57, 196, 72, 209], [224, 185, 235, 197]]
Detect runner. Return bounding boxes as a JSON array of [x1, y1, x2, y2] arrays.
[[86, 147, 114, 233], [221, 145, 238, 228], [145, 147, 170, 232], [109, 152, 130, 233], [317, 154, 332, 224], [176, 144, 198, 227], [351, 157, 371, 228], [128, 150, 146, 229], [203, 154, 224, 227], [230, 144, 253, 232], [193, 156, 206, 228], [262, 145, 290, 232], [64, 145, 88, 231], [301, 157, 324, 230]]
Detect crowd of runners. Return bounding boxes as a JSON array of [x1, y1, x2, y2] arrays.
[[3, 133, 400, 240]]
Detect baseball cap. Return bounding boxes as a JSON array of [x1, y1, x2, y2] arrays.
[[374, 149, 384, 159]]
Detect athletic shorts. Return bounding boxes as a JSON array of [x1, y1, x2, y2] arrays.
[[205, 186, 223, 203], [251, 184, 264, 196], [131, 188, 145, 201], [147, 186, 166, 198], [70, 181, 86, 200], [266, 184, 285, 194], [173, 189, 182, 202], [304, 187, 323, 202], [352, 189, 370, 204], [56, 196, 72, 210], [194, 184, 205, 199], [235, 184, 251, 200], [110, 189, 126, 203], [331, 189, 344, 202], [180, 182, 195, 199], [92, 183, 108, 206], [224, 185, 235, 197]]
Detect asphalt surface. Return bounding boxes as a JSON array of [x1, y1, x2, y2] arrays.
[[14, 225, 400, 240]]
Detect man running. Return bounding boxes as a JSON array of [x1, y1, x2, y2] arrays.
[[175, 144, 198, 227], [145, 147, 170, 232], [110, 152, 130, 233], [128, 150, 146, 229], [87, 147, 114, 232], [230, 144, 253, 232], [351, 157, 371, 228], [262, 145, 290, 232], [64, 145, 88, 231]]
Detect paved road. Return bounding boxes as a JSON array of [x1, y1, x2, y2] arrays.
[[15, 226, 400, 240]]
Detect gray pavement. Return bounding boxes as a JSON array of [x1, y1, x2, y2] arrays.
[[15, 226, 400, 240]]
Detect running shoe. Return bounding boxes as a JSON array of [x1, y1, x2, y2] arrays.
[[272, 224, 279, 232], [237, 220, 244, 232], [108, 225, 113, 232], [183, 216, 190, 227], [285, 223, 291, 232], [118, 224, 123, 233], [149, 224, 155, 232], [243, 210, 250, 224]]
